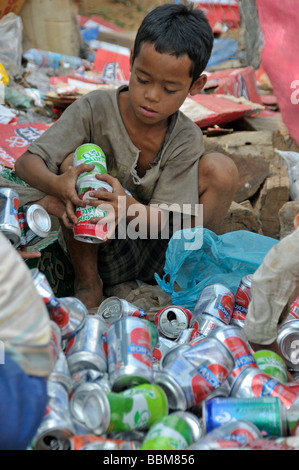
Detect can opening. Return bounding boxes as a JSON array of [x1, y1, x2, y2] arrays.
[[167, 310, 177, 323]]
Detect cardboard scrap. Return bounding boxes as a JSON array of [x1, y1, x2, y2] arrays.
[[0, 122, 49, 168]]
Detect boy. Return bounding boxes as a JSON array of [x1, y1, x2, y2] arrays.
[[11, 3, 238, 308]]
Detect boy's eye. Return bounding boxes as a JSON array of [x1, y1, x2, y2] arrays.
[[137, 76, 148, 84], [164, 88, 177, 94]]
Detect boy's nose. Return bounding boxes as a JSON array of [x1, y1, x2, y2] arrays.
[[145, 85, 160, 102]]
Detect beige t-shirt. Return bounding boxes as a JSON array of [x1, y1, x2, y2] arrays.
[[28, 85, 204, 216]]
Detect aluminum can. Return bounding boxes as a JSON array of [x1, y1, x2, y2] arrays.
[[18, 204, 51, 246], [74, 177, 113, 243], [154, 336, 234, 411], [49, 350, 73, 393], [210, 325, 257, 381], [189, 419, 262, 450], [202, 396, 288, 437], [48, 296, 87, 341], [152, 336, 176, 369], [230, 367, 299, 410], [190, 313, 224, 339], [65, 314, 108, 374], [67, 435, 138, 450], [0, 187, 21, 246], [155, 305, 192, 339], [231, 274, 252, 327], [277, 320, 299, 371], [49, 320, 62, 362], [243, 437, 299, 450], [73, 143, 107, 187], [191, 283, 235, 327], [107, 317, 153, 391], [97, 296, 147, 324], [34, 379, 75, 450], [253, 350, 288, 384], [140, 411, 201, 450], [82, 383, 168, 435], [70, 382, 109, 429], [284, 296, 299, 322], [175, 328, 202, 344]]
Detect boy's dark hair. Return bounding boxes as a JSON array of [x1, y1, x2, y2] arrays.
[[132, 2, 214, 83]]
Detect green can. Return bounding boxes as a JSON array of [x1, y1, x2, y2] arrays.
[[140, 412, 201, 450], [83, 383, 168, 435], [74, 144, 107, 184], [253, 350, 288, 384]]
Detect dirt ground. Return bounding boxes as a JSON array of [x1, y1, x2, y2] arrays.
[[78, 0, 174, 31]]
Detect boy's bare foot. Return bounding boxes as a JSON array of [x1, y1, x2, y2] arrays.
[[74, 276, 103, 310]]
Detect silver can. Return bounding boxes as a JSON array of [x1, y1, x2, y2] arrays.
[[277, 320, 299, 371], [154, 305, 192, 339], [190, 313, 225, 339], [210, 325, 257, 380], [49, 296, 87, 341], [19, 203, 51, 246], [231, 275, 252, 327], [191, 283, 235, 326], [152, 336, 176, 369], [0, 187, 21, 246], [65, 314, 108, 374], [97, 296, 147, 324], [34, 379, 75, 450], [49, 351, 73, 393], [70, 382, 110, 432], [154, 336, 234, 411], [107, 317, 153, 392]]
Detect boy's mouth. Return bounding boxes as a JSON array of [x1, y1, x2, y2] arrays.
[[140, 106, 158, 117]]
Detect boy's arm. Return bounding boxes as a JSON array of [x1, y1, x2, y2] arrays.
[[15, 150, 95, 224]]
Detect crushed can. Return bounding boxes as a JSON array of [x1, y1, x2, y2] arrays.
[[97, 296, 148, 324], [210, 325, 257, 381], [189, 419, 262, 450], [231, 274, 252, 327], [140, 411, 202, 450], [107, 317, 153, 392], [65, 314, 108, 374], [202, 396, 288, 437], [154, 305, 192, 339], [81, 383, 168, 435], [253, 350, 288, 384], [0, 187, 21, 247], [33, 379, 75, 450], [49, 350, 73, 393], [229, 367, 299, 411], [67, 435, 139, 450], [277, 320, 299, 371], [152, 337, 176, 370], [191, 283, 235, 327], [18, 204, 51, 246], [284, 296, 299, 322], [154, 336, 234, 411], [49, 297, 87, 341]]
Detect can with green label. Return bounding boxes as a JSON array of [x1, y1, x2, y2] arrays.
[[140, 411, 202, 450], [253, 350, 288, 384], [73, 143, 107, 187], [81, 383, 168, 435]]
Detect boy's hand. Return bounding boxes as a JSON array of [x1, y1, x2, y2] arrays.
[[57, 162, 96, 225]]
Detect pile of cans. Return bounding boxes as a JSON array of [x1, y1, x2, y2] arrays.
[[0, 187, 51, 248], [30, 270, 299, 450]]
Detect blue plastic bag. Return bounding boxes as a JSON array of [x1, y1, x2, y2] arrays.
[[155, 227, 278, 310]]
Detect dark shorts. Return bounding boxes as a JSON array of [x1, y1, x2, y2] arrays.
[[97, 235, 169, 286]]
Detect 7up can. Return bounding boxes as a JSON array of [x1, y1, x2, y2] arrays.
[[73, 143, 107, 186], [140, 411, 202, 450], [81, 383, 168, 435]]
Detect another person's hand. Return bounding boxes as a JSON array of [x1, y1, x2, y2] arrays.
[[17, 246, 41, 259]]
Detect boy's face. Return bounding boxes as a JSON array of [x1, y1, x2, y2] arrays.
[[129, 42, 206, 125]]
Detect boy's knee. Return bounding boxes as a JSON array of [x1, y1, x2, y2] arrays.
[[198, 152, 239, 194]]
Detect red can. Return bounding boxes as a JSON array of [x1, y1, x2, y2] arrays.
[[231, 275, 252, 327], [155, 305, 192, 339]]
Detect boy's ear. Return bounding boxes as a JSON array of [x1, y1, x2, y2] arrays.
[[189, 74, 208, 96]]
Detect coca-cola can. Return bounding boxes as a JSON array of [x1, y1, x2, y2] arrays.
[[154, 336, 234, 410], [210, 325, 257, 381], [65, 314, 108, 374], [155, 305, 192, 339], [231, 275, 252, 327], [0, 187, 21, 247], [277, 320, 299, 371], [191, 284, 235, 327], [97, 296, 147, 324], [107, 317, 153, 391]]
